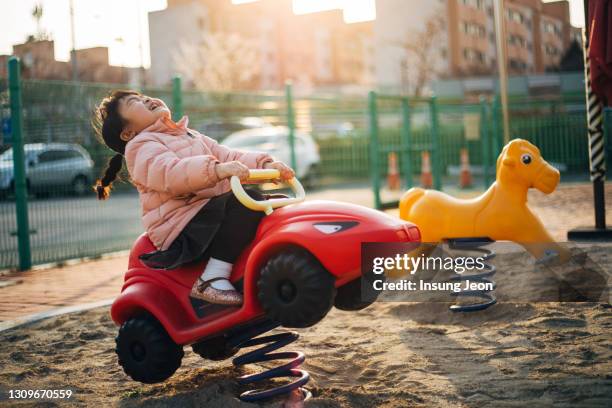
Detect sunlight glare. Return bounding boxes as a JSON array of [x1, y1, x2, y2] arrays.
[[292, 0, 375, 23]]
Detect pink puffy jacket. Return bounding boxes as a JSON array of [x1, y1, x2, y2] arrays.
[[124, 115, 273, 251]]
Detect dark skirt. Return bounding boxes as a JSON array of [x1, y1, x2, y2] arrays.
[[138, 191, 234, 270]]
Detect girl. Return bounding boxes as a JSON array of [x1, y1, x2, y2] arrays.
[[92, 90, 294, 306]]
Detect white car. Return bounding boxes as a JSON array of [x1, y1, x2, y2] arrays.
[[0, 143, 94, 198], [222, 126, 320, 185]]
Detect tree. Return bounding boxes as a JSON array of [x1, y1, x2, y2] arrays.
[[395, 9, 446, 97], [173, 32, 260, 93], [558, 40, 584, 72], [544, 40, 584, 73], [30, 4, 51, 41]]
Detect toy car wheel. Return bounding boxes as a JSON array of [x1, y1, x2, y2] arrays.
[[258, 249, 336, 328], [334, 269, 383, 311], [192, 335, 239, 361], [334, 278, 376, 311], [115, 315, 183, 384]]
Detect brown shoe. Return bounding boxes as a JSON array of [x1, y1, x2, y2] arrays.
[[190, 277, 243, 306]]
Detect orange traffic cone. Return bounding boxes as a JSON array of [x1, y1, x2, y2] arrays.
[[387, 152, 400, 190], [459, 148, 472, 189], [420, 151, 433, 188]]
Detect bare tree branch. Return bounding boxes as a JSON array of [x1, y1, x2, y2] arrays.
[[173, 32, 260, 93], [394, 9, 446, 96]]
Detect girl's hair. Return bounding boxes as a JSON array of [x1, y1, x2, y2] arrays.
[[91, 89, 141, 200]]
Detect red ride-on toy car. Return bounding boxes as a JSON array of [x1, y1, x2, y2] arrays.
[[110, 169, 420, 385]]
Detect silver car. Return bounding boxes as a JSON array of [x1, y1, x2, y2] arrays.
[[222, 126, 321, 186], [0, 143, 94, 198]]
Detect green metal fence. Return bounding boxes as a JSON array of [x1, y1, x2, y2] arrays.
[[1, 71, 144, 271], [0, 60, 607, 271], [367, 91, 608, 209]]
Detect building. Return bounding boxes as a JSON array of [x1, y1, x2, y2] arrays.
[[5, 40, 70, 80], [149, 0, 374, 91], [1, 39, 146, 85], [374, 0, 450, 93], [149, 0, 577, 92], [375, 0, 577, 92]]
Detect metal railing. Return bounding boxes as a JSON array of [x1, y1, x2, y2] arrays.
[[0, 58, 606, 271]]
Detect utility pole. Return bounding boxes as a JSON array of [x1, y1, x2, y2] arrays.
[[137, 0, 146, 88], [493, 0, 510, 144], [567, 0, 611, 240], [69, 0, 78, 82], [400, 59, 409, 96]]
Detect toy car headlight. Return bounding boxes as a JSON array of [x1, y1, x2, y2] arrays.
[[397, 224, 420, 241]]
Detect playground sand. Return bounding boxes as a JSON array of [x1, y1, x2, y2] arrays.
[[0, 183, 610, 407], [0, 256, 610, 407]]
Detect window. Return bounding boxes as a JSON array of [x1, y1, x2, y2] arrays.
[[507, 9, 524, 24], [461, 0, 485, 10], [508, 34, 526, 48], [1, 147, 41, 162], [463, 48, 485, 63], [509, 59, 527, 70], [64, 150, 84, 159], [462, 22, 486, 38], [544, 44, 559, 56], [543, 21, 560, 35], [0, 149, 13, 162], [37, 150, 67, 163]]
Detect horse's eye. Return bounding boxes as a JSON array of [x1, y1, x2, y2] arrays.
[[521, 154, 532, 165]]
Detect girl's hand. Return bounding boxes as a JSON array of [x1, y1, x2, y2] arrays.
[[215, 161, 250, 181], [263, 161, 295, 181]]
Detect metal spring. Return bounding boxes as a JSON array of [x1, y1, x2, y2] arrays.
[[445, 238, 497, 312], [227, 320, 312, 403]]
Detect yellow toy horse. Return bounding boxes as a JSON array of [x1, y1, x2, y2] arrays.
[[399, 139, 568, 261]]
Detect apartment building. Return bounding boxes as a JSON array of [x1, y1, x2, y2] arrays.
[[446, 0, 574, 76], [150, 0, 373, 90], [150, 0, 576, 91], [375, 0, 576, 91]]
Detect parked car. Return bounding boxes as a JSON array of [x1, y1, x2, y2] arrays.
[[311, 121, 355, 139], [223, 126, 321, 187], [0, 143, 94, 198], [199, 117, 270, 141]]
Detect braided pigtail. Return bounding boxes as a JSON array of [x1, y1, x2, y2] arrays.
[[94, 153, 123, 200]]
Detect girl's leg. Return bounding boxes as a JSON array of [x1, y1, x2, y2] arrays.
[[207, 188, 266, 263], [192, 189, 265, 305]]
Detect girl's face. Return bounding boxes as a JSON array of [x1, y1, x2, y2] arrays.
[[118, 94, 171, 142]]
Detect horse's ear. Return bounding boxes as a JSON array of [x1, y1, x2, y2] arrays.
[[503, 157, 516, 167]]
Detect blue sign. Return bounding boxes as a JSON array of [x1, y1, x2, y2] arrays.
[[1, 118, 10, 135], [1, 117, 11, 144]]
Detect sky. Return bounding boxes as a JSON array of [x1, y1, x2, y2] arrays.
[[0, 0, 585, 69]]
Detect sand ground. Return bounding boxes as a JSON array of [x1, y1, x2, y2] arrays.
[[0, 183, 611, 407], [0, 299, 610, 407]]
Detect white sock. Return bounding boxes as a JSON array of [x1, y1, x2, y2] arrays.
[[200, 258, 236, 291]]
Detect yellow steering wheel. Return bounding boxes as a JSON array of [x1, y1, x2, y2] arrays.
[[230, 169, 305, 215]]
